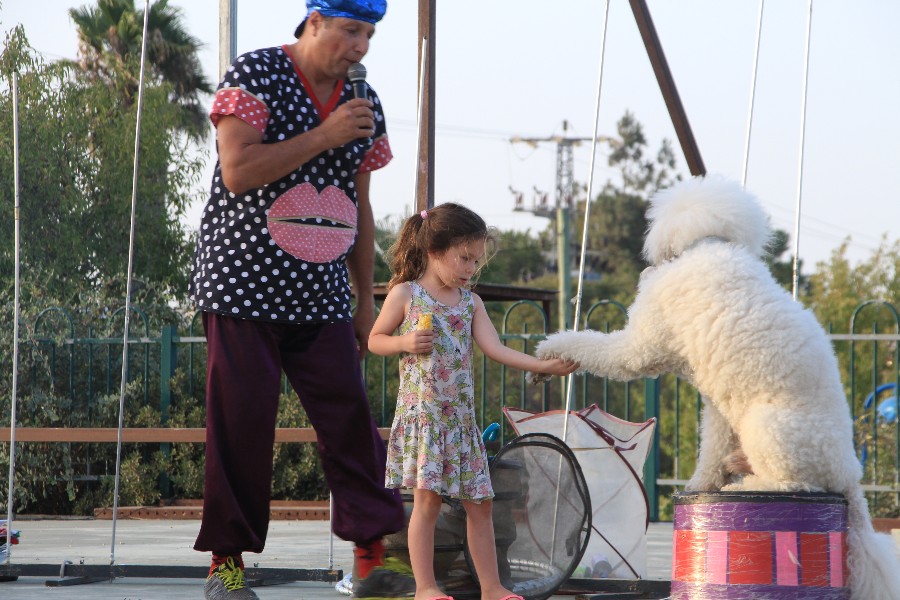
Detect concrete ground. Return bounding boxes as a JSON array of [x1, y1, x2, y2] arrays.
[[0, 518, 674, 599]]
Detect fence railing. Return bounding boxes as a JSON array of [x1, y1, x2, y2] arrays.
[[3, 300, 899, 520]]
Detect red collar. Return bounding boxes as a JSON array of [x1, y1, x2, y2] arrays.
[[282, 44, 344, 118]]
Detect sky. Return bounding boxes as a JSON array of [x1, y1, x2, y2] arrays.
[[3, 0, 900, 268]]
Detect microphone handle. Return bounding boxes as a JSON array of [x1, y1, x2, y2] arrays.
[[351, 81, 368, 100]]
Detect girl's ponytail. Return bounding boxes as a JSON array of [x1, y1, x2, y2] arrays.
[[387, 212, 429, 289]]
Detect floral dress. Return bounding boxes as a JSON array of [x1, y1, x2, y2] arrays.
[[384, 281, 494, 501]]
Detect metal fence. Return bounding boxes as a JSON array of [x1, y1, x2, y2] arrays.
[[5, 299, 899, 520]]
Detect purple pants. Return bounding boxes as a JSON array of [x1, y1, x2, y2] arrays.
[[193, 312, 404, 555]]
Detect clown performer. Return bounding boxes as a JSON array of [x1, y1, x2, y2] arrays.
[[189, 1, 408, 598]]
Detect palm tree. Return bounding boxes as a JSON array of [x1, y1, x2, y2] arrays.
[[69, 0, 213, 139]]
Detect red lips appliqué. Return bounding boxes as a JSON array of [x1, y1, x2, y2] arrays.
[[267, 182, 358, 263]]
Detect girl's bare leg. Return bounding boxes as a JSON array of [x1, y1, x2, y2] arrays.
[[409, 489, 450, 600], [462, 499, 518, 600]]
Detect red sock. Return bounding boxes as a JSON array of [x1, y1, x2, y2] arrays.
[[353, 539, 384, 579], [209, 553, 243, 576]]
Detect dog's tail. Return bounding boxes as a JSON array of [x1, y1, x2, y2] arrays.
[[845, 485, 900, 599]]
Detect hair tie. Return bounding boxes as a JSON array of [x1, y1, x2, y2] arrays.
[[420, 210, 428, 220]]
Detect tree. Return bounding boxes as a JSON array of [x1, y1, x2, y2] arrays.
[[0, 27, 202, 303], [607, 111, 679, 196], [566, 112, 801, 305], [807, 235, 900, 367], [764, 228, 806, 292], [567, 111, 681, 306], [68, 0, 213, 139], [482, 229, 548, 284]]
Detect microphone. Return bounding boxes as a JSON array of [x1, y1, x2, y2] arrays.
[[347, 62, 368, 100]]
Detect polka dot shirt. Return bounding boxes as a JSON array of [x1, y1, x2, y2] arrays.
[[189, 46, 392, 324]]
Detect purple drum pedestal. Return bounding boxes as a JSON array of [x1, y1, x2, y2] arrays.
[[671, 491, 850, 599]]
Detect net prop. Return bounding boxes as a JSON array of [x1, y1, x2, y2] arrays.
[[383, 433, 591, 600]]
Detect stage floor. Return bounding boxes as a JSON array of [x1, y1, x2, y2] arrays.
[[0, 517, 674, 599]]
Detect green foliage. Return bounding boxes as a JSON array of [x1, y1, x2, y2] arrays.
[[765, 229, 806, 291], [807, 237, 900, 325], [0, 383, 166, 515], [806, 237, 900, 404], [537, 111, 683, 320], [607, 112, 679, 195], [68, 0, 213, 139], [482, 229, 549, 284], [0, 27, 204, 304], [553, 112, 801, 312], [374, 215, 403, 285], [0, 272, 187, 514]]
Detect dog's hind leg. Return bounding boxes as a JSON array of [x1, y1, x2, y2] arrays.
[[722, 402, 826, 493], [723, 445, 752, 475], [685, 399, 733, 491]]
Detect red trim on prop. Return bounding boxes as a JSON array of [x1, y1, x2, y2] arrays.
[[673, 529, 706, 583], [728, 531, 773, 585], [800, 532, 830, 587]]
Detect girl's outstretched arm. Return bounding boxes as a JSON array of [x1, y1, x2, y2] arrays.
[[471, 294, 578, 376], [369, 284, 434, 356]]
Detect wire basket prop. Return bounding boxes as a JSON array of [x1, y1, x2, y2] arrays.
[[382, 433, 591, 600]]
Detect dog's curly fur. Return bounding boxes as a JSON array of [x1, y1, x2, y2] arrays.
[[536, 176, 900, 599]]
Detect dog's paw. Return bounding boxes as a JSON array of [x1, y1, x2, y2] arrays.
[[723, 476, 822, 493], [685, 472, 726, 492], [527, 371, 552, 385]]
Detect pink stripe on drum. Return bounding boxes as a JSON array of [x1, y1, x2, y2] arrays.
[[775, 530, 799, 586], [706, 530, 728, 585], [829, 531, 844, 587]]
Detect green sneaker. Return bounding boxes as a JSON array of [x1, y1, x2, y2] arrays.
[[204, 556, 259, 600]]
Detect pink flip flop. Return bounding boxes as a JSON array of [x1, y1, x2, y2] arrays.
[[496, 595, 524, 600]]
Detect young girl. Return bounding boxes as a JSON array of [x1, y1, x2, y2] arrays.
[[369, 203, 577, 600]]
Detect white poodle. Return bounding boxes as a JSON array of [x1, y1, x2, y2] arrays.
[[536, 176, 900, 599]]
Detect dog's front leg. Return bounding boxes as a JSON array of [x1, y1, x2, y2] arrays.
[[685, 399, 733, 492], [536, 329, 664, 381]]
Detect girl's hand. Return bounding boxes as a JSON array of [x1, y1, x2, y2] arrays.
[[527, 359, 579, 384], [403, 329, 434, 354], [537, 358, 579, 376]]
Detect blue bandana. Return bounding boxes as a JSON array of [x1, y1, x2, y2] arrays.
[[295, 0, 387, 37]]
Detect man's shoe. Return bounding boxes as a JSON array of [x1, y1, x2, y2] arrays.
[[335, 571, 354, 595], [353, 557, 416, 599], [204, 555, 260, 600]]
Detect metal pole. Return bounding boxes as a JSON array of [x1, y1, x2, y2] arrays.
[[741, 0, 765, 187], [792, 0, 814, 301], [328, 495, 334, 569], [563, 0, 610, 439], [629, 0, 705, 176], [416, 0, 436, 211], [110, 0, 151, 566], [413, 37, 428, 207], [5, 71, 22, 566], [550, 0, 610, 566], [219, 0, 237, 81]]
